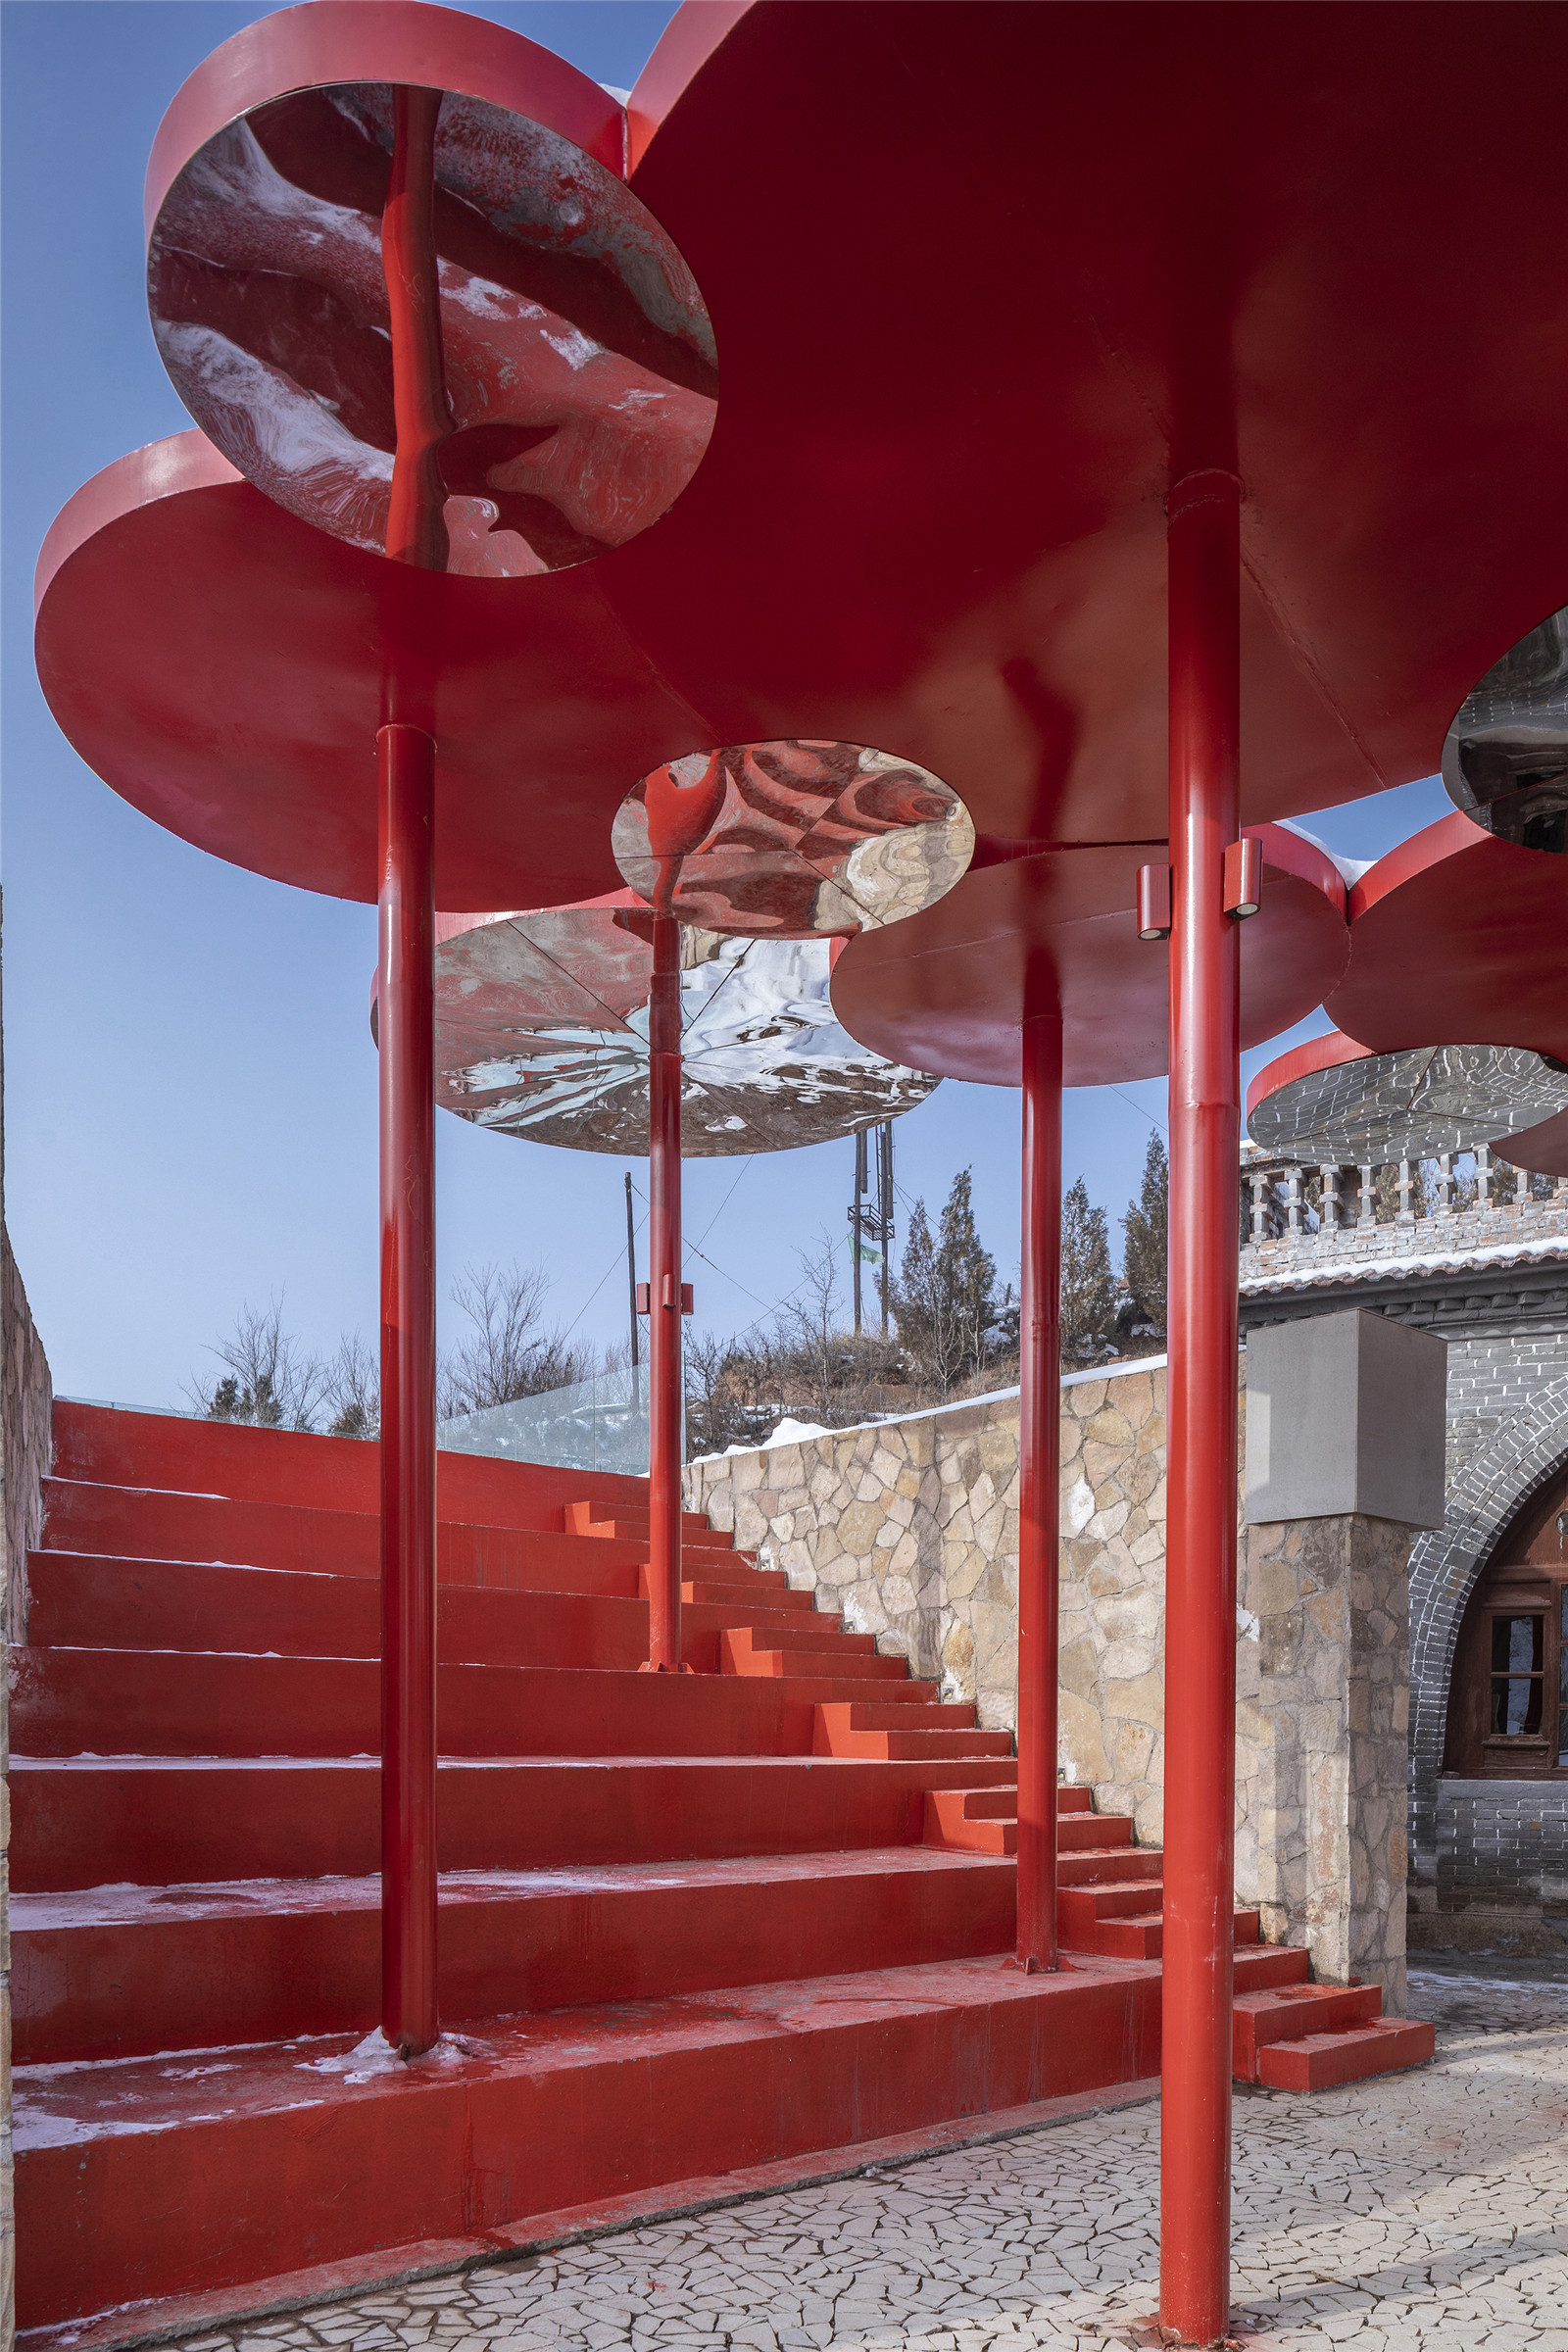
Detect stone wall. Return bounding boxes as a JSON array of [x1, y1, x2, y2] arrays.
[[689, 1357, 1411, 1995], [1240, 1514, 1413, 2012], [0, 1219, 48, 2342], [3, 1228, 52, 1643]]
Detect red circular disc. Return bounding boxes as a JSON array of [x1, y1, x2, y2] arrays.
[[145, 3, 716, 578], [424, 896, 938, 1155], [829, 826, 1348, 1089], [1327, 812, 1568, 1066], [33, 434, 699, 909], [37, 3, 1568, 901], [1246, 1028, 1568, 1164]]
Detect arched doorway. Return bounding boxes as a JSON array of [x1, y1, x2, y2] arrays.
[[1445, 1466, 1568, 1779]]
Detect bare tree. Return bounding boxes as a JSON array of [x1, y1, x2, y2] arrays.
[[187, 1298, 328, 1431], [438, 1261, 596, 1418], [321, 1332, 379, 1440], [773, 1229, 843, 1425]]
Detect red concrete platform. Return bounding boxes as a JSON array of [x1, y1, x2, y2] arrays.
[[17, 1951, 1163, 2329]]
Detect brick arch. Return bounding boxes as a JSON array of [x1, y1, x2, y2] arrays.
[[1408, 1376, 1568, 1881]]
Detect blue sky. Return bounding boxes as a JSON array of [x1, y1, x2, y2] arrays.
[[1, 1, 1453, 1410]]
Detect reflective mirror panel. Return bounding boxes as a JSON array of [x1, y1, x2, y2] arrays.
[[434, 909, 938, 1155], [613, 742, 974, 936], [1247, 1042, 1568, 1163], [1443, 604, 1568, 853], [150, 84, 716, 574]]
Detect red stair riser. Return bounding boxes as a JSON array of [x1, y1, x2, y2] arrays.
[[731, 1646, 911, 1681], [15, 1856, 1019, 2062], [819, 1730, 1015, 1760], [1058, 1882, 1167, 1926], [1056, 1850, 1163, 1887], [720, 1623, 871, 1656], [1233, 1984, 1383, 2078], [1059, 1814, 1131, 1851], [1233, 1946, 1312, 1993], [12, 1757, 1032, 1892], [1255, 2018, 1436, 2092], [10, 1651, 947, 1760], [50, 1401, 651, 1530], [16, 1966, 1161, 2328], [37, 1485, 710, 1590], [23, 1556, 826, 1676]]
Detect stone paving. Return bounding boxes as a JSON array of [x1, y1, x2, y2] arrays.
[[187, 1970, 1567, 2352]]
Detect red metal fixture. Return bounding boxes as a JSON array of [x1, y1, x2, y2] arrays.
[[376, 721, 438, 2060], [1160, 468, 1243, 2344], [1015, 1009, 1063, 1974], [645, 910, 685, 1671]]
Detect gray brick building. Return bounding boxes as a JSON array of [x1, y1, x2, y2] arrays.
[[1240, 1144, 1568, 1959]]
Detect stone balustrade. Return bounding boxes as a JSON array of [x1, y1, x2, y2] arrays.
[[1241, 1143, 1568, 1285]]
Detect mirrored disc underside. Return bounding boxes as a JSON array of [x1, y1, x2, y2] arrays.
[[436, 921, 937, 1154], [1443, 603, 1568, 854], [150, 83, 716, 576], [1248, 1042, 1568, 1162], [613, 741, 973, 936]]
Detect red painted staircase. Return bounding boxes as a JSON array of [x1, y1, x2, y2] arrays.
[[925, 1782, 1434, 2082], [14, 1404, 1155, 2342]]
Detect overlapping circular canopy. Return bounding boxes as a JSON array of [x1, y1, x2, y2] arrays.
[[1443, 604, 1568, 856], [1318, 811, 1568, 1179], [146, 2, 716, 576], [424, 897, 937, 1154], [612, 742, 973, 935], [37, 1, 1568, 909], [828, 827, 1348, 1089], [1246, 1030, 1568, 1166]]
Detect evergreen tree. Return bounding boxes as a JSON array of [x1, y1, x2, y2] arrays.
[[1060, 1178, 1115, 1360], [937, 1168, 997, 1386], [1120, 1130, 1168, 1334], [893, 1170, 1000, 1396]]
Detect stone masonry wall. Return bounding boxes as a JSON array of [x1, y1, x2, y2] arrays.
[[688, 1359, 1411, 1990]]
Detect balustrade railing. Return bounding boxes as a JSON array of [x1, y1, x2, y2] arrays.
[[1240, 1143, 1568, 1265]]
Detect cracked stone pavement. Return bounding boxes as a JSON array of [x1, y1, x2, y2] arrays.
[[182, 1969, 1568, 2351]]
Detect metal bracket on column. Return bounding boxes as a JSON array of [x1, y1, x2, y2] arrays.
[[1223, 836, 1263, 918], [637, 1278, 694, 1314], [1137, 863, 1173, 940]]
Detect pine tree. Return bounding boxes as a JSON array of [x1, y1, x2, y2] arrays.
[[893, 1171, 999, 1397], [936, 1168, 997, 1386], [1060, 1178, 1115, 1360], [1120, 1130, 1168, 1335]]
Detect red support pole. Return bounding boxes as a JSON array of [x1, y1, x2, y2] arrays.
[[382, 85, 450, 572], [1016, 1010, 1063, 1973], [378, 721, 438, 2058], [1159, 468, 1243, 2344], [645, 911, 684, 1671]]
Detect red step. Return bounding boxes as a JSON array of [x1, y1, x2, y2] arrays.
[[10, 1649, 940, 1762], [11, 1754, 1027, 1891], [724, 1629, 911, 1680], [815, 1701, 1014, 1761], [36, 1481, 689, 1591], [1233, 1982, 1383, 2081], [1255, 2016, 1436, 2091], [24, 1552, 834, 1676], [50, 1399, 652, 1530], [17, 1952, 1161, 2330], [15, 1846, 1018, 2064], [567, 1499, 717, 1542]]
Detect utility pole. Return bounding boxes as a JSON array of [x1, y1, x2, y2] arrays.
[[624, 1170, 640, 1407], [851, 1129, 867, 1336], [878, 1120, 894, 1338]]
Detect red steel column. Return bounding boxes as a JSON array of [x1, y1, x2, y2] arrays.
[[646, 911, 684, 1670], [1159, 467, 1243, 2343], [378, 722, 438, 2058], [1016, 1010, 1063, 1973], [376, 88, 447, 2058]]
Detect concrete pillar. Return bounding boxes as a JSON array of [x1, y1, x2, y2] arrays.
[[1242, 1310, 1446, 2014]]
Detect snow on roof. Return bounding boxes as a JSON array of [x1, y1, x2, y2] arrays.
[[1242, 1232, 1568, 1294]]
